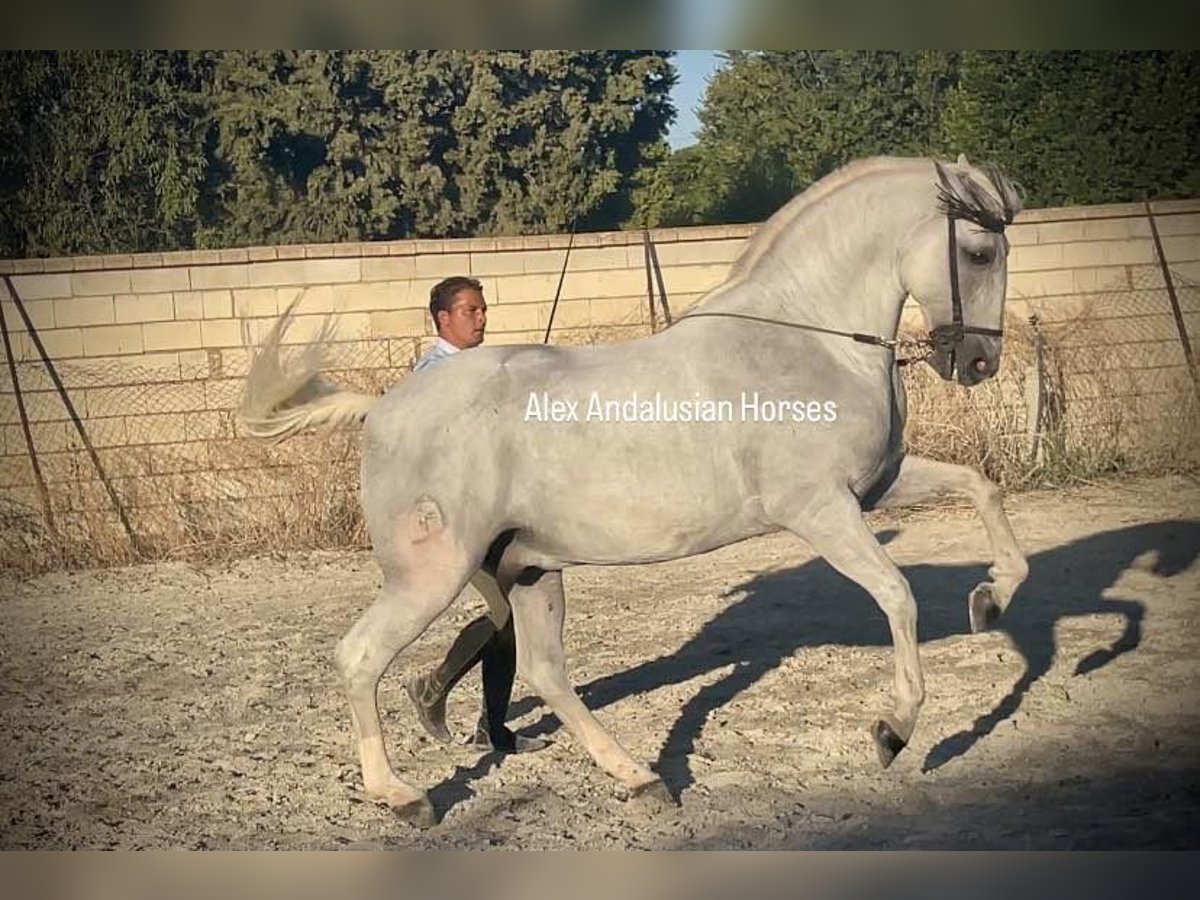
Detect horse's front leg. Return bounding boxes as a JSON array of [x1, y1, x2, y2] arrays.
[[778, 487, 925, 767], [871, 455, 1028, 632]]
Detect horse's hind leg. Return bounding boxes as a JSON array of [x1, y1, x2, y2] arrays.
[[780, 487, 925, 768], [508, 567, 666, 799], [335, 573, 465, 825], [335, 502, 475, 825], [870, 455, 1028, 633]]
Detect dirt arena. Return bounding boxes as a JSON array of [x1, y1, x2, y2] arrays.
[[1, 475, 1197, 849]]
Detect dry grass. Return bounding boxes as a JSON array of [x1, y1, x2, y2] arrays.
[[902, 309, 1200, 490], [0, 431, 369, 574], [2, 310, 1197, 575], [901, 317, 1039, 489]]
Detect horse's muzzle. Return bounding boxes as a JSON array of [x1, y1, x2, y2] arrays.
[[928, 335, 1001, 386]]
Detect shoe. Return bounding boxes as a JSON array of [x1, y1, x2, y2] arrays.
[[468, 725, 551, 755], [405, 672, 452, 743]]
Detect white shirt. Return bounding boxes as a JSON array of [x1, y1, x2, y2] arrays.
[[412, 337, 462, 372]]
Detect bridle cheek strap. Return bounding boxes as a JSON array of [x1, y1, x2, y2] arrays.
[[931, 164, 1005, 365]]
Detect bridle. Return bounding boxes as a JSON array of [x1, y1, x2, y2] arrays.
[[679, 160, 1015, 369], [927, 160, 1009, 371]]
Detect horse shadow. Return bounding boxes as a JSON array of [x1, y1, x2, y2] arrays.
[[500, 518, 1198, 796]]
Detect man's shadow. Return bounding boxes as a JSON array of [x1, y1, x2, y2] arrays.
[[499, 519, 1197, 796]]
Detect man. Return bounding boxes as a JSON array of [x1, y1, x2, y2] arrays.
[[411, 275, 487, 372], [405, 276, 548, 754]]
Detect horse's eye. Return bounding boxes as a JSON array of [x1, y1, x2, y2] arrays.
[[964, 246, 994, 266]]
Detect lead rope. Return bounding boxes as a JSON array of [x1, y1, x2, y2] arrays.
[[675, 312, 936, 367]]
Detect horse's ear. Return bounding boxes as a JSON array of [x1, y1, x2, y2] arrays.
[[957, 153, 969, 165]]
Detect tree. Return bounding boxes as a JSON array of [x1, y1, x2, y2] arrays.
[[937, 51, 1199, 208], [0, 51, 676, 256], [640, 51, 1197, 228], [194, 50, 407, 247], [0, 51, 210, 256], [693, 51, 959, 223], [359, 51, 675, 237], [626, 143, 715, 228]]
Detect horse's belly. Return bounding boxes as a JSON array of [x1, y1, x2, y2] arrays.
[[513, 475, 766, 566]]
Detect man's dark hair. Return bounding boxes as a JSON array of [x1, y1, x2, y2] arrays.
[[429, 276, 483, 330]]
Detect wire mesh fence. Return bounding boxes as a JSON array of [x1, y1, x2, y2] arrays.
[[0, 336, 404, 569], [2, 259, 1197, 574], [900, 263, 1199, 486]]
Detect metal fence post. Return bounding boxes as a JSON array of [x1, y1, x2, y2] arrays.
[[1145, 201, 1199, 395], [3, 275, 143, 556], [1024, 314, 1046, 468], [0, 290, 59, 540]]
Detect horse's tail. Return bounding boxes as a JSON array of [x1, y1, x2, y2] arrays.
[[237, 297, 379, 442]]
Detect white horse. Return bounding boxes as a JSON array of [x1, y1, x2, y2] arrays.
[[239, 154, 1028, 826]]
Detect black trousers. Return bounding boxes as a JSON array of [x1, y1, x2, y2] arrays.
[[433, 613, 517, 745]]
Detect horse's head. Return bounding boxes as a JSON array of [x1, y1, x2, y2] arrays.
[[899, 156, 1023, 386]]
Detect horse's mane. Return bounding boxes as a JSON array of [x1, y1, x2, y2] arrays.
[[936, 160, 1024, 233], [729, 155, 1024, 278]]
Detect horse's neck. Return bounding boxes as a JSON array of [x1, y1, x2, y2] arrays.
[[696, 170, 919, 342]]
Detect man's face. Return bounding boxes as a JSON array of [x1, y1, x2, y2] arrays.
[[437, 287, 487, 349]]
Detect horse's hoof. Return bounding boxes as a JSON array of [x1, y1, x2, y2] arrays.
[[392, 795, 437, 828], [872, 720, 907, 769], [969, 583, 1002, 634], [626, 777, 676, 808]]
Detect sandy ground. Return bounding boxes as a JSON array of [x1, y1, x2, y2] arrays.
[[1, 474, 1198, 849]]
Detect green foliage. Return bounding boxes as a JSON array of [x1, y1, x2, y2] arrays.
[[0, 51, 210, 256], [937, 51, 1200, 208], [196, 51, 408, 247], [0, 51, 675, 256], [360, 51, 676, 238], [634, 51, 1198, 228], [627, 143, 713, 228], [5, 51, 1196, 254], [636, 51, 959, 226]]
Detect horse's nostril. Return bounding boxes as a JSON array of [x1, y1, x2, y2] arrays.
[[973, 357, 989, 374]]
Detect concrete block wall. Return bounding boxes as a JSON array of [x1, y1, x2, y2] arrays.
[[998, 200, 1200, 436], [2, 199, 1198, 541]]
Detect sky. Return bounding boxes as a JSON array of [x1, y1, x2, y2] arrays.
[[666, 50, 725, 150]]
